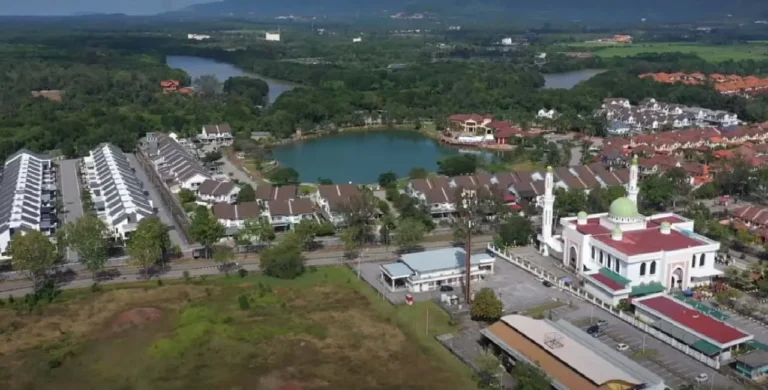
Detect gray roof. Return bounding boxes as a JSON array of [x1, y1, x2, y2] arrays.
[[381, 262, 413, 278], [87, 144, 154, 227], [154, 134, 210, 184], [400, 248, 494, 274], [0, 150, 52, 236], [735, 350, 768, 368]]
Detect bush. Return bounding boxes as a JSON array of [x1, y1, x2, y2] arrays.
[[238, 294, 251, 310], [470, 288, 503, 322], [182, 270, 190, 281], [315, 221, 336, 237], [309, 266, 318, 273], [238, 268, 248, 278], [90, 283, 102, 293], [157, 279, 164, 287]]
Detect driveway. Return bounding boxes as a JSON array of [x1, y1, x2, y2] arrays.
[[126, 153, 186, 250], [59, 159, 84, 262], [219, 156, 260, 188]]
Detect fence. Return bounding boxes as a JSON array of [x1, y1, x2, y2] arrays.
[[134, 149, 191, 244], [487, 244, 722, 369]]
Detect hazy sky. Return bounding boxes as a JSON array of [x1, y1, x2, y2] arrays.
[[0, 0, 213, 15]]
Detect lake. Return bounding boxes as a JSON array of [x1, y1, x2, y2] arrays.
[[166, 55, 297, 103], [271, 130, 493, 184], [543, 69, 605, 89]]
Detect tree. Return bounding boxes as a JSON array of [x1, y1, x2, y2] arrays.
[[237, 184, 256, 203], [61, 215, 109, 278], [212, 245, 235, 275], [178, 188, 197, 204], [640, 174, 676, 211], [513, 361, 550, 390], [238, 217, 275, 244], [377, 171, 398, 188], [438, 155, 478, 176], [223, 76, 269, 106], [202, 150, 222, 163], [554, 188, 587, 217], [409, 167, 428, 179], [317, 177, 333, 185], [293, 219, 318, 250], [471, 288, 503, 322], [260, 233, 305, 279], [395, 218, 426, 252], [194, 74, 223, 96], [127, 217, 171, 275], [10, 231, 58, 290], [189, 206, 225, 258], [586, 185, 626, 213], [379, 215, 396, 246], [496, 215, 535, 248], [339, 189, 378, 253], [268, 167, 300, 186]]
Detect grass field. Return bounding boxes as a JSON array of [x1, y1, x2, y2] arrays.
[[0, 268, 477, 390], [581, 42, 768, 62]]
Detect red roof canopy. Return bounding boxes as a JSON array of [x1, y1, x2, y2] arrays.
[[636, 296, 749, 345]]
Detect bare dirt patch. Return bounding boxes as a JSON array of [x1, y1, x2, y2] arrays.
[[111, 307, 163, 332]]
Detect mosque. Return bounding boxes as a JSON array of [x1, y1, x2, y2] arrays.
[[538, 157, 722, 305]]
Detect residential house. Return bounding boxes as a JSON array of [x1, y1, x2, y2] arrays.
[[312, 184, 360, 225], [84, 143, 154, 240], [212, 202, 262, 231], [254, 184, 298, 205], [200, 124, 234, 145], [144, 132, 211, 192], [197, 179, 240, 204], [265, 198, 316, 230], [0, 149, 57, 257], [537, 108, 558, 120]]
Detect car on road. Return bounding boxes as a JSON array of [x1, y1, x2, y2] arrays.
[[542, 280, 553, 288], [616, 343, 629, 352], [439, 285, 454, 292], [694, 373, 709, 383], [586, 325, 599, 334]]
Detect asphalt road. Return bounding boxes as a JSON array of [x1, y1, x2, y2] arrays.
[[0, 237, 492, 298], [59, 159, 84, 262], [126, 153, 186, 250]]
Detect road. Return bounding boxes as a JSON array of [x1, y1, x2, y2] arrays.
[[59, 159, 84, 262], [0, 237, 493, 298], [568, 146, 581, 166], [126, 153, 186, 250], [219, 155, 260, 188]]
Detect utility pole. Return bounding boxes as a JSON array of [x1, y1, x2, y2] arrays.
[[461, 189, 477, 304], [426, 307, 429, 335], [642, 334, 646, 352]]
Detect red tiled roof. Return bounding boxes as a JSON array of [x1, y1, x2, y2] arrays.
[[591, 273, 625, 291], [575, 218, 708, 256], [636, 296, 749, 345], [648, 215, 687, 226]]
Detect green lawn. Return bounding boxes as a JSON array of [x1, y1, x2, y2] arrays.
[[0, 268, 477, 390], [580, 42, 768, 62]]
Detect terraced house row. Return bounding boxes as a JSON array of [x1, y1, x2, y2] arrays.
[[406, 163, 631, 218]]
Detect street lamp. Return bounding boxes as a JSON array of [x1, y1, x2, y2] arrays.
[[461, 188, 478, 303]]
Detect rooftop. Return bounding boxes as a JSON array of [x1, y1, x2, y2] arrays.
[[483, 315, 662, 388], [399, 247, 494, 275], [633, 296, 750, 345]]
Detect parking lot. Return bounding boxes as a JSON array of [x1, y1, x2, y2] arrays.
[[485, 255, 741, 389]]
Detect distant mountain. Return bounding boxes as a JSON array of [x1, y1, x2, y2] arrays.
[[178, 0, 768, 22]]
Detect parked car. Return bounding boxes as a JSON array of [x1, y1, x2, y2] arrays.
[[586, 325, 599, 334], [694, 373, 708, 383], [592, 330, 605, 338], [439, 285, 454, 292], [616, 343, 629, 352], [597, 320, 608, 326], [542, 280, 553, 288]]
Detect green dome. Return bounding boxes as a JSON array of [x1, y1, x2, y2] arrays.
[[609, 197, 638, 219], [612, 226, 622, 234], [577, 211, 587, 218]]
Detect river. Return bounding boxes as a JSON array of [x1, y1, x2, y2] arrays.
[[543, 69, 605, 89], [166, 55, 297, 103], [271, 130, 494, 184]]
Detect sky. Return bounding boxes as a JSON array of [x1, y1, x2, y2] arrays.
[[0, 0, 213, 15]]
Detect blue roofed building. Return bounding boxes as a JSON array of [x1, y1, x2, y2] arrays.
[[379, 247, 495, 292]]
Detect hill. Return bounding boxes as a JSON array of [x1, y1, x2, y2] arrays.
[[179, 0, 768, 22]]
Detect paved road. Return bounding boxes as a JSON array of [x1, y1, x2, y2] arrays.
[[219, 156, 260, 188], [0, 237, 493, 298], [568, 146, 581, 166], [126, 153, 186, 250], [59, 159, 84, 262]]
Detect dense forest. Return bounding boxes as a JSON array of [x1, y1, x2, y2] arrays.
[[4, 25, 768, 159]]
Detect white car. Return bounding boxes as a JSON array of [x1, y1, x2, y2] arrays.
[[694, 373, 708, 383], [616, 343, 629, 352]]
